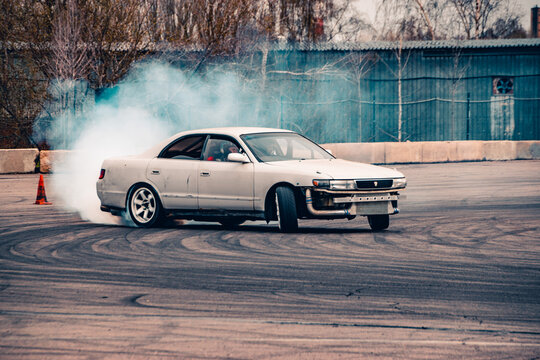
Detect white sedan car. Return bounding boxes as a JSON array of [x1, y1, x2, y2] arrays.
[[96, 127, 406, 232]]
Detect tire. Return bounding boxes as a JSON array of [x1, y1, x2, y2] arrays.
[[128, 185, 163, 227], [219, 218, 245, 229], [368, 214, 389, 231], [275, 186, 298, 233]]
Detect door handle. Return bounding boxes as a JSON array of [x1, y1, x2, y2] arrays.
[[200, 171, 210, 177], [151, 170, 160, 175]]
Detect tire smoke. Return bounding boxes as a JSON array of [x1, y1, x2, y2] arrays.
[[34, 61, 263, 225]]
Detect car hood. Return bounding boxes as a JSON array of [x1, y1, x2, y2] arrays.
[[265, 159, 404, 179]]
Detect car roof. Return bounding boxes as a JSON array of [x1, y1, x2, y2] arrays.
[[171, 127, 294, 138]]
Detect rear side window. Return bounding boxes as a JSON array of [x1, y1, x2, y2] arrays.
[[160, 135, 206, 159]]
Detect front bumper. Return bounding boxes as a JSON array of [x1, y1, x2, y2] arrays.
[[305, 188, 401, 217]]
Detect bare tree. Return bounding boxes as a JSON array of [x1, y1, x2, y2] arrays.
[[376, 38, 412, 141], [413, 0, 436, 39], [375, 0, 432, 40], [148, 0, 198, 44], [374, 0, 523, 40], [484, 16, 526, 38], [380, 0, 452, 40], [255, 0, 368, 43], [85, 0, 152, 88], [11, 0, 56, 78], [0, 46, 48, 148], [193, 0, 256, 54], [0, 0, 49, 148], [147, 0, 260, 74], [49, 0, 92, 81], [4, 0, 153, 88], [317, 0, 373, 42], [152, 0, 258, 50], [43, 0, 95, 149], [449, 45, 471, 140], [343, 52, 377, 141], [395, 38, 408, 141], [273, 0, 326, 42], [448, 0, 501, 39], [1, 0, 156, 148]]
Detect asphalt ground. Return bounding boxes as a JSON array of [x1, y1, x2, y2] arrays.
[[0, 161, 539, 359]]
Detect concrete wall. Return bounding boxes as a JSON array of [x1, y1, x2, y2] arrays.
[[0, 149, 39, 174], [1, 141, 539, 173], [322, 140, 540, 164]]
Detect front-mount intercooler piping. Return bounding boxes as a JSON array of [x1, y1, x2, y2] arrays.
[[305, 188, 356, 217]]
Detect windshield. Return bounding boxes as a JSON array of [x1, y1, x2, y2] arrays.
[[241, 132, 333, 162]]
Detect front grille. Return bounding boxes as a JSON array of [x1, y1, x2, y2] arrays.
[[356, 179, 393, 189]]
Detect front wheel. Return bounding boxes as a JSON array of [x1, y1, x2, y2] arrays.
[[128, 185, 163, 227], [275, 186, 298, 233], [368, 214, 389, 231]]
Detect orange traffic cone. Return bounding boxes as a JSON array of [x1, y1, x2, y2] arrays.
[[35, 174, 52, 205]]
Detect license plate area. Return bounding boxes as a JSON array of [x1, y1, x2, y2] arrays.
[[333, 194, 398, 203]]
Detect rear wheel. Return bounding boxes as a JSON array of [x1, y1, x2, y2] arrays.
[[128, 185, 163, 227], [368, 214, 389, 231], [275, 186, 298, 233]]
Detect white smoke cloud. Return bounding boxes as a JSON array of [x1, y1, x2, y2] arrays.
[[52, 106, 170, 225], [38, 61, 263, 225]]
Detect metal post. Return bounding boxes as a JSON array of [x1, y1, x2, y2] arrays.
[[279, 96, 284, 129], [371, 96, 376, 141], [466, 92, 470, 140], [71, 84, 77, 148], [63, 88, 68, 149]]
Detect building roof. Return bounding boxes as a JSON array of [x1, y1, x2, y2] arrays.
[[3, 38, 539, 53], [272, 38, 540, 51]]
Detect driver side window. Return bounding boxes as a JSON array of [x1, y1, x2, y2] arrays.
[[203, 138, 241, 162]]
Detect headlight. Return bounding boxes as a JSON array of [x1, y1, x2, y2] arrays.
[[328, 180, 356, 190], [392, 177, 407, 189], [312, 179, 356, 190]]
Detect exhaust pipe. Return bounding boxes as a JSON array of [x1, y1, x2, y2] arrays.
[[305, 189, 356, 217]]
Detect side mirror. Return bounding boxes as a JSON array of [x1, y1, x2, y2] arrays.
[[227, 153, 250, 163], [325, 149, 333, 155]]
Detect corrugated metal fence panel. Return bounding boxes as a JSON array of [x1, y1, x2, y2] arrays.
[[231, 46, 539, 143], [296, 47, 537, 142]]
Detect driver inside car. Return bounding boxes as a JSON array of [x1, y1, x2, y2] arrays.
[[205, 139, 240, 161]]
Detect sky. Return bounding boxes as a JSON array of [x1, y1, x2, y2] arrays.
[[520, 0, 540, 31], [354, 0, 539, 33]]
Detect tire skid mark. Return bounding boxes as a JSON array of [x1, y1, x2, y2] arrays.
[[0, 344, 182, 358], [262, 320, 540, 336], [1, 168, 539, 358]]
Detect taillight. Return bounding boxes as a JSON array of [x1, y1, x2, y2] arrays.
[[99, 169, 106, 179]]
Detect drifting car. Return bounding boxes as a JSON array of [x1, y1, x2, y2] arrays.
[[96, 127, 406, 232]]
